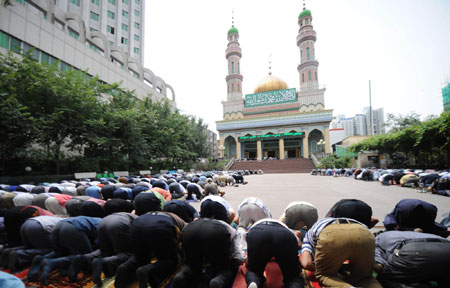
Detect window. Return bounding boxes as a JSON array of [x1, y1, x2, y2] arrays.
[[300, 50, 303, 61], [122, 10, 128, 18], [107, 10, 115, 19], [134, 47, 139, 54], [89, 43, 99, 52], [122, 0, 129, 4], [0, 31, 9, 49], [108, 0, 116, 4], [107, 25, 115, 34], [135, 9, 140, 16], [135, 0, 140, 4], [231, 61, 234, 74], [10, 36, 22, 53], [90, 12, 99, 21], [70, 0, 80, 6], [306, 47, 310, 60], [110, 41, 114, 46], [302, 73, 304, 83], [69, 29, 79, 39], [134, 22, 140, 29], [237, 83, 240, 92], [122, 24, 128, 31], [121, 37, 128, 44], [232, 83, 234, 92], [16, 0, 24, 4], [40, 51, 50, 65], [23, 42, 39, 60], [90, 27, 97, 32], [308, 71, 311, 81], [238, 62, 240, 74], [134, 34, 139, 41], [311, 140, 317, 152], [60, 62, 70, 72], [315, 72, 317, 81], [91, 0, 99, 5]]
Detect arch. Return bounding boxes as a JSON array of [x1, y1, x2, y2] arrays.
[[89, 31, 110, 58], [308, 129, 324, 153], [65, 12, 86, 42], [153, 76, 166, 96], [224, 136, 237, 159], [165, 84, 176, 102], [127, 57, 144, 80], [143, 68, 156, 86], [289, 130, 298, 133], [110, 46, 128, 67]]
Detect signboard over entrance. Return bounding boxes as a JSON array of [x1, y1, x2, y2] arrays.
[[245, 88, 297, 108], [239, 132, 304, 142]]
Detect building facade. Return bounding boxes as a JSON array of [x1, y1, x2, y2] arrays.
[[216, 7, 333, 160], [0, 0, 175, 104], [443, 82, 450, 112]]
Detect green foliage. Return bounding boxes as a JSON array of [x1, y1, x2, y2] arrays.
[[384, 111, 421, 134], [0, 52, 211, 175], [317, 155, 353, 169], [350, 111, 450, 168]]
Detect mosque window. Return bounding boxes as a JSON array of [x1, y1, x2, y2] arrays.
[[300, 50, 303, 61], [315, 72, 318, 81], [238, 83, 240, 92], [308, 71, 311, 80], [231, 61, 234, 74], [311, 140, 317, 152], [306, 47, 310, 60], [302, 73, 304, 83], [238, 62, 240, 74], [232, 83, 234, 92]]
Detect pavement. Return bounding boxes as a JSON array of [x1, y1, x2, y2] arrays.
[[190, 173, 450, 227]]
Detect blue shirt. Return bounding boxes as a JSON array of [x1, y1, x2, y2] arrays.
[[61, 216, 102, 246]]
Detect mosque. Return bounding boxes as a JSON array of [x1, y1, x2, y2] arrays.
[[216, 7, 333, 160]]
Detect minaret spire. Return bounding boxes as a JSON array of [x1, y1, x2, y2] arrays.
[[268, 54, 272, 75]]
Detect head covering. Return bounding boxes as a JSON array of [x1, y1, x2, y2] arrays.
[[0, 192, 16, 209], [136, 182, 152, 189], [101, 184, 116, 200], [12, 193, 34, 207], [86, 186, 102, 199], [81, 201, 105, 218], [152, 180, 169, 191], [283, 201, 318, 230], [31, 186, 45, 194], [76, 185, 87, 196], [134, 192, 161, 216], [104, 198, 135, 215], [45, 197, 68, 215], [150, 187, 172, 201], [48, 186, 63, 193], [62, 186, 76, 196], [327, 199, 372, 228], [119, 177, 128, 184]]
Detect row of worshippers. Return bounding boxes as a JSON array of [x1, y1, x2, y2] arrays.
[[1, 190, 450, 288], [311, 168, 450, 196]]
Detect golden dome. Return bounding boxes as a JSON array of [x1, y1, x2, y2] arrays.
[[254, 74, 288, 93]]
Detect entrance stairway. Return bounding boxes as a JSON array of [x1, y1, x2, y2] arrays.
[[229, 158, 315, 174]]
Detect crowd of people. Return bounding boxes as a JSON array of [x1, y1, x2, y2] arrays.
[[311, 168, 450, 196], [0, 171, 449, 288]]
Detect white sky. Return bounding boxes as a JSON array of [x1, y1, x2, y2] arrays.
[[144, 0, 450, 132]]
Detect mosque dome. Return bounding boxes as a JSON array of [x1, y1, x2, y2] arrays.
[[254, 75, 288, 93], [299, 9, 311, 19], [228, 26, 239, 35]]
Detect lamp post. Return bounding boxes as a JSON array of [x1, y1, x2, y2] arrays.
[[218, 145, 225, 159], [317, 139, 326, 159]]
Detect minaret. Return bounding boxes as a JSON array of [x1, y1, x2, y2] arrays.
[[296, 2, 325, 112], [297, 3, 319, 91], [222, 12, 244, 119]]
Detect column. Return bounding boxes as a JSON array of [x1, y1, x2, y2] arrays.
[[279, 138, 285, 160], [236, 141, 241, 159], [257, 140, 262, 160], [324, 128, 330, 153], [302, 132, 309, 158]]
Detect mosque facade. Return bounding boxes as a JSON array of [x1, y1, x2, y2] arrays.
[[216, 8, 333, 160]]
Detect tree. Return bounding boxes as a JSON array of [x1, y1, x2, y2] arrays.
[[384, 111, 421, 134]]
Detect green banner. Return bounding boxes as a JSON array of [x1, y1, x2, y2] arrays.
[[245, 88, 297, 108], [239, 132, 303, 142]]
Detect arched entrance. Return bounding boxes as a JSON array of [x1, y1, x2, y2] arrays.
[[242, 134, 257, 160], [262, 132, 279, 159], [284, 130, 303, 159], [308, 129, 324, 154], [224, 136, 237, 159]]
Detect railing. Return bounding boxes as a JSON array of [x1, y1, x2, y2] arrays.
[[224, 158, 236, 171], [310, 153, 320, 167]]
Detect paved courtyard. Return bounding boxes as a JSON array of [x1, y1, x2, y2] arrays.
[[191, 174, 450, 227]]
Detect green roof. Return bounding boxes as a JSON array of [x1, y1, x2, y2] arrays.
[[228, 27, 239, 35], [299, 9, 311, 19]]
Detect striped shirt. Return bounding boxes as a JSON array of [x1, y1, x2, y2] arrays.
[[301, 217, 366, 257]]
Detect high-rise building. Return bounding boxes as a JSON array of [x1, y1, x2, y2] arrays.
[[363, 107, 385, 135], [0, 0, 175, 104], [353, 114, 367, 136], [443, 82, 450, 112]]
